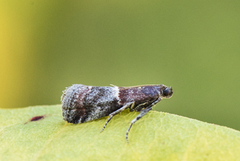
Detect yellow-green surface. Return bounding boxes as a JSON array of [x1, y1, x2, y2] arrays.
[[0, 105, 240, 161]]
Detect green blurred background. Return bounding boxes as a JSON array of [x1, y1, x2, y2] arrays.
[[1, 1, 240, 130]]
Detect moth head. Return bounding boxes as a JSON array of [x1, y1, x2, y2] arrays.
[[161, 86, 173, 98]]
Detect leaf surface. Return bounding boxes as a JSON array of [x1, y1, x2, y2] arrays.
[[0, 105, 240, 161]]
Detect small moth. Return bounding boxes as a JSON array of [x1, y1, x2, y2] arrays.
[[61, 84, 173, 143]]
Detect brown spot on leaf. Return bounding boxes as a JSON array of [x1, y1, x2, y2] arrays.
[[25, 115, 46, 124]]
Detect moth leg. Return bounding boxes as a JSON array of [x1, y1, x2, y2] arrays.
[[130, 102, 148, 112], [101, 102, 134, 132], [126, 98, 161, 143]]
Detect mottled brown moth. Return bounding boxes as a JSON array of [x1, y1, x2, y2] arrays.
[[61, 84, 173, 143]]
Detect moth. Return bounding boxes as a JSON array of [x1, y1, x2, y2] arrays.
[[61, 84, 173, 143]]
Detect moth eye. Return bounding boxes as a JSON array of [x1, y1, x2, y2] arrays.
[[163, 87, 170, 96]]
